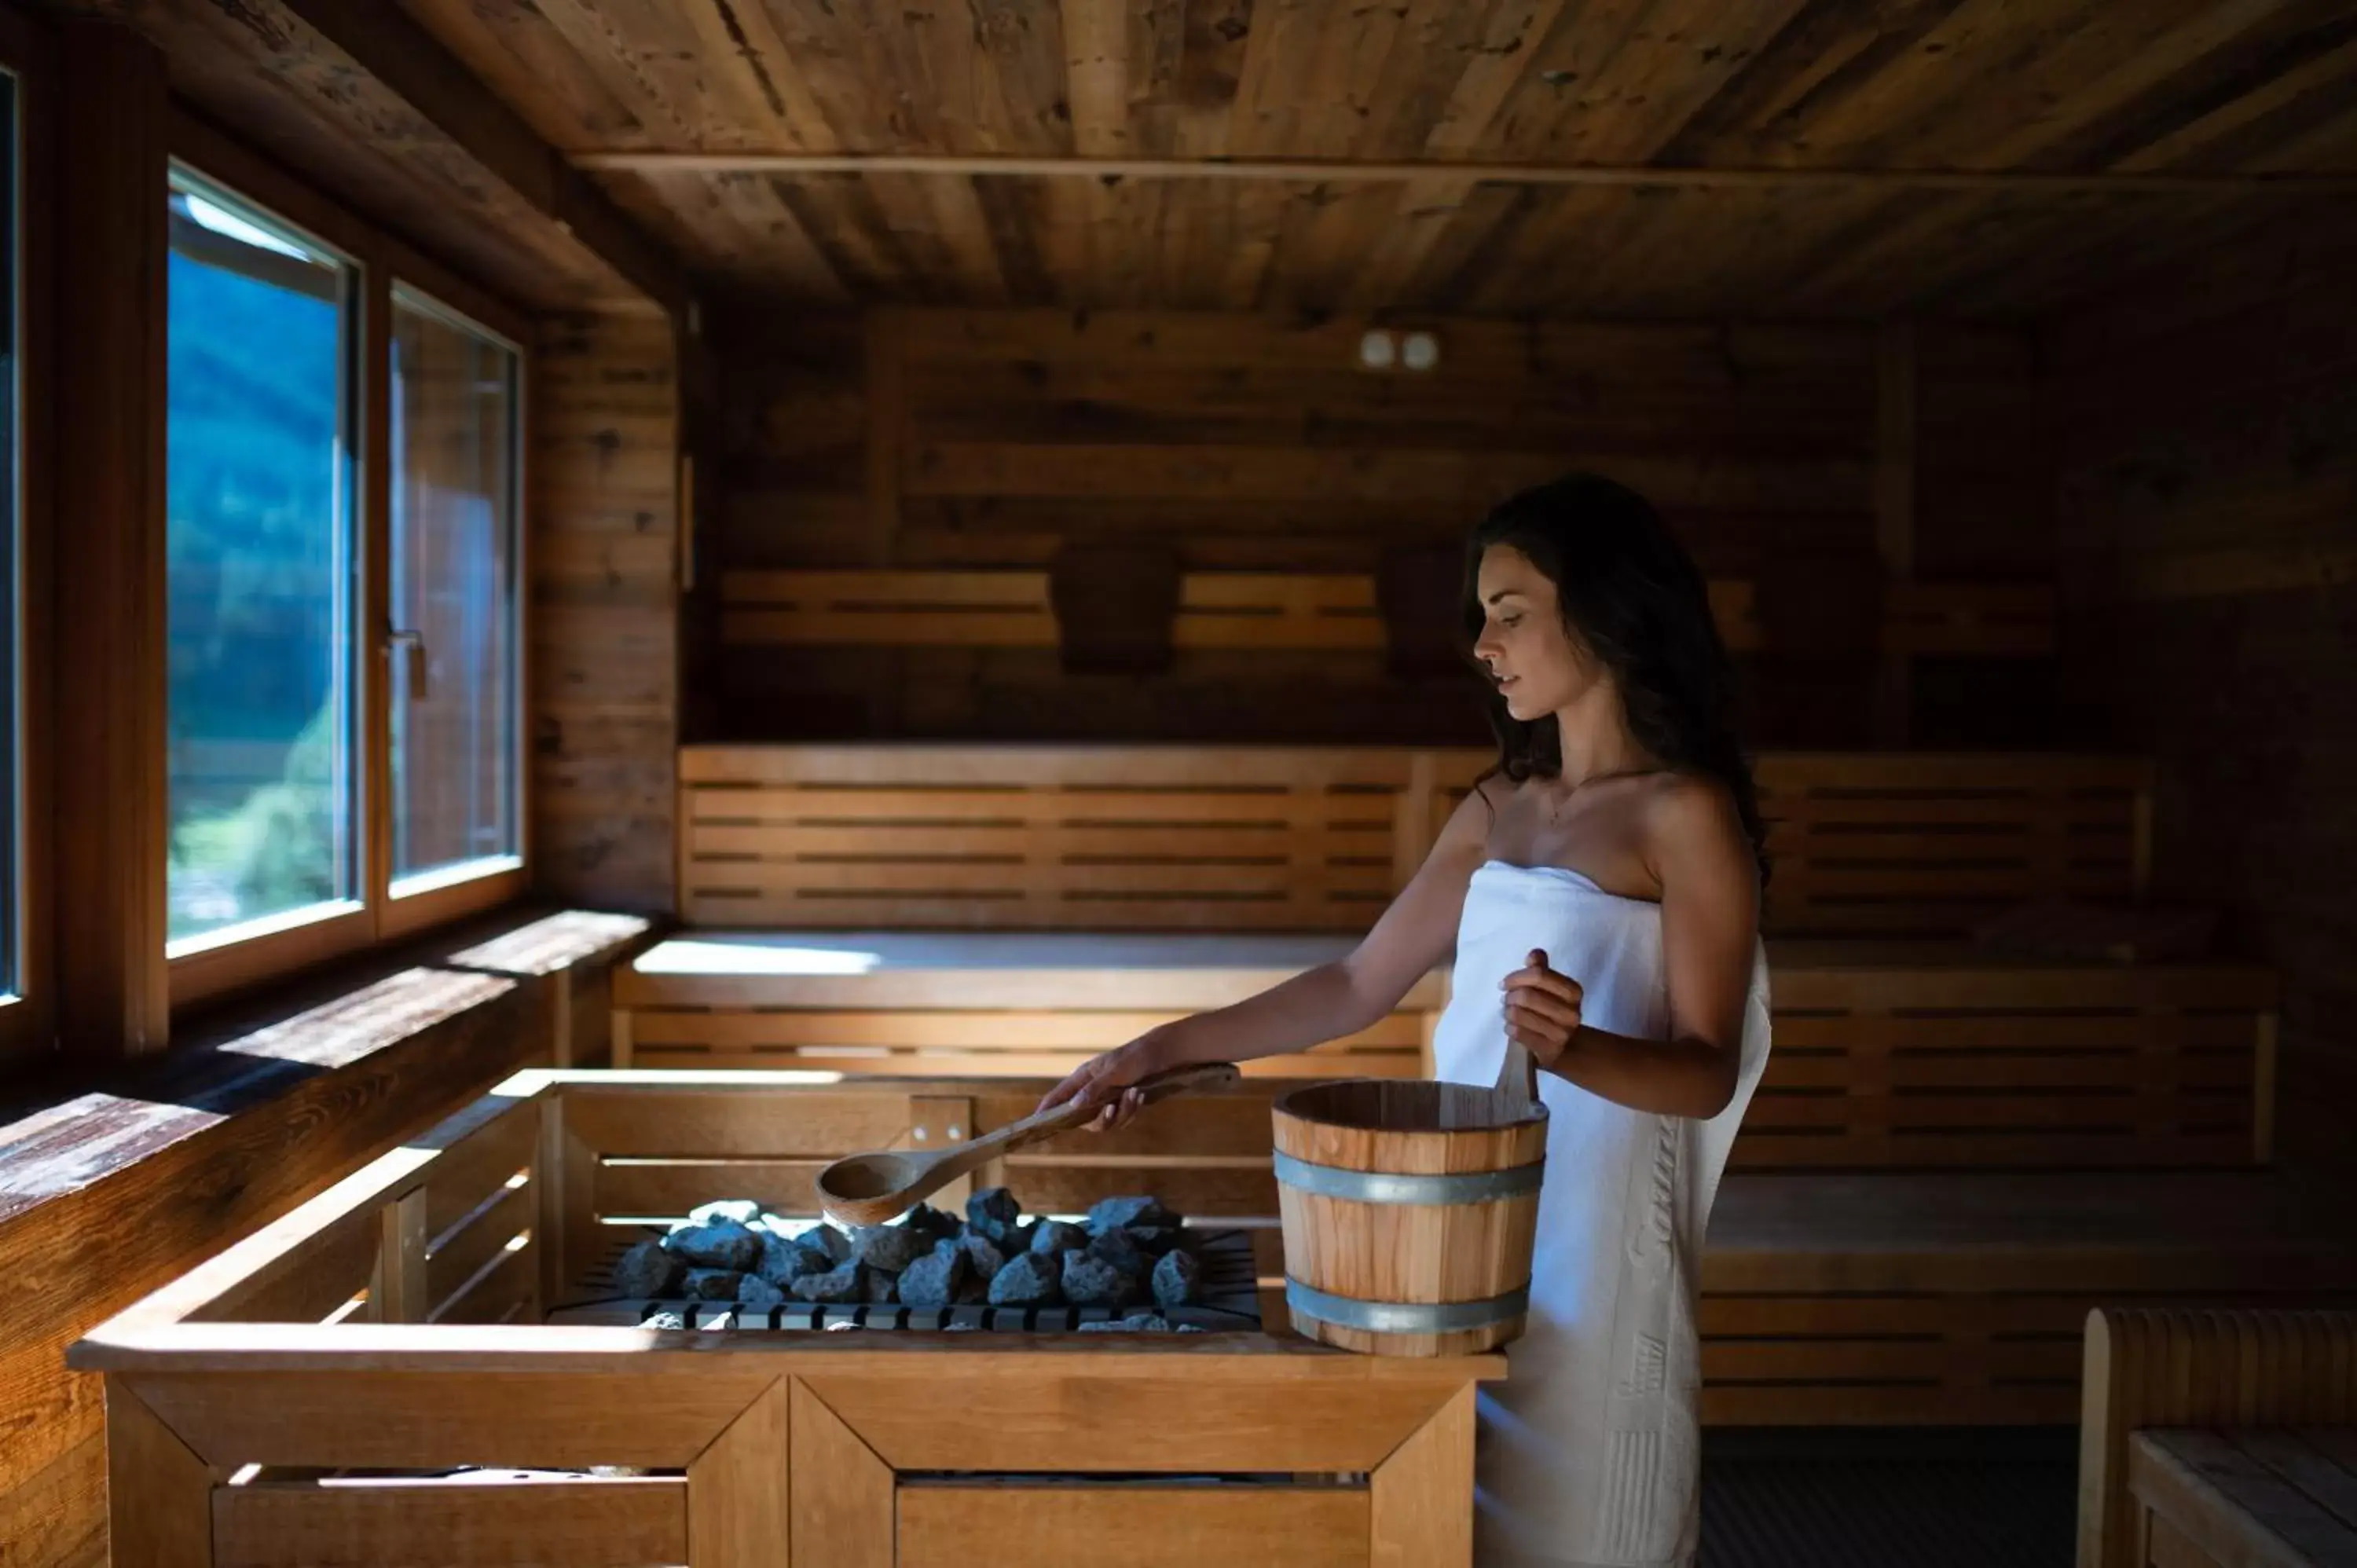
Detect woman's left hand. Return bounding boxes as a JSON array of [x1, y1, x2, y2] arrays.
[[1501, 947, 1584, 1070]]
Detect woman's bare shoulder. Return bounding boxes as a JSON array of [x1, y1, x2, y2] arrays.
[[1640, 771, 1754, 885]]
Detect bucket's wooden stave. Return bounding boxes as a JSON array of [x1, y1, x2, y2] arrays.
[[1272, 1079, 1548, 1357]]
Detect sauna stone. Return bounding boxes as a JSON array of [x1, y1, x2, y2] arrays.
[[1126, 1224, 1186, 1257], [864, 1268, 900, 1305], [897, 1247, 969, 1307], [666, 1220, 763, 1273], [790, 1259, 867, 1303], [684, 1269, 746, 1301], [1075, 1313, 1203, 1334], [754, 1231, 817, 1287], [988, 1249, 1061, 1306], [852, 1223, 927, 1273], [737, 1275, 786, 1310], [1060, 1249, 1131, 1306], [1152, 1247, 1201, 1308], [1086, 1227, 1149, 1280], [1087, 1196, 1175, 1235], [967, 1186, 1023, 1245], [958, 1232, 1007, 1280], [686, 1200, 764, 1228], [903, 1203, 962, 1246], [801, 1224, 853, 1265], [1029, 1219, 1087, 1255], [613, 1238, 684, 1298]]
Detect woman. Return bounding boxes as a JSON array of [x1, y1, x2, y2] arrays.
[[1037, 471, 1772, 1568]]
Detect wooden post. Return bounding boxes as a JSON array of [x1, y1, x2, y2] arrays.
[[370, 1189, 430, 1324], [106, 1379, 216, 1566], [1874, 321, 1917, 749], [1369, 1385, 1476, 1567], [788, 1380, 893, 1568], [53, 20, 170, 1059], [687, 1379, 789, 1566], [863, 310, 904, 565]]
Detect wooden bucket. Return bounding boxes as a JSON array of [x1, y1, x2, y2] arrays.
[[1271, 1079, 1549, 1357]]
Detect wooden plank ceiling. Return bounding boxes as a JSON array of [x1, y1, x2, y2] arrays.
[[394, 0, 2357, 317]]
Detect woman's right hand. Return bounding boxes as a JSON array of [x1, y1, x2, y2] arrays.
[[1034, 1030, 1176, 1133]]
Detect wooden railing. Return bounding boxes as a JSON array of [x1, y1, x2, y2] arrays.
[[677, 745, 2150, 937]]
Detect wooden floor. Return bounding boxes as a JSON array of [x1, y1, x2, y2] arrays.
[[1702, 1428, 2077, 1568]]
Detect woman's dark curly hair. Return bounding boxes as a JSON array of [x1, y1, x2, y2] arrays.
[[1462, 471, 1770, 888]]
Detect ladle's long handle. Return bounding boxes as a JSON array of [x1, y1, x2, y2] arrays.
[[933, 1061, 1241, 1187]]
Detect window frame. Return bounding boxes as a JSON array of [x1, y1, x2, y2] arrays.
[[166, 112, 531, 1009], [0, 4, 52, 1071], [377, 281, 529, 943]]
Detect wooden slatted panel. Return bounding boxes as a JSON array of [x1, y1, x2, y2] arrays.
[[680, 745, 1415, 930], [1747, 960, 2274, 1170], [1429, 749, 2153, 936], [1705, 1196, 2357, 1431], [416, 1101, 543, 1324], [1881, 582, 2056, 657], [213, 1475, 687, 1567], [1756, 753, 2152, 934], [687, 745, 2153, 935], [719, 570, 2066, 661]]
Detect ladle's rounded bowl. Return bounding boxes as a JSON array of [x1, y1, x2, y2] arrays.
[[816, 1151, 928, 1226]]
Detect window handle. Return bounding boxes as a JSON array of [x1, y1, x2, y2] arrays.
[[388, 628, 429, 703]]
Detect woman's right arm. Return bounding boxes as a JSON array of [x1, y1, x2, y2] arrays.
[[1035, 786, 1496, 1124]]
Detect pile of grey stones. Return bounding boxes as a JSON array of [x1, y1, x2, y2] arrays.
[[612, 1187, 1206, 1333]]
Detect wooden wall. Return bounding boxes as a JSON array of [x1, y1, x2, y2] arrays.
[[702, 307, 2055, 749], [530, 310, 681, 915], [2051, 218, 2357, 1172]]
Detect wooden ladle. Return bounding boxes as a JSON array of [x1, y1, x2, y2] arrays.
[[815, 1061, 1242, 1228]]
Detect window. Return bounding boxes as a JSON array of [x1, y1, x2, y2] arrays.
[[389, 288, 521, 895], [164, 170, 358, 951], [0, 65, 17, 1002]]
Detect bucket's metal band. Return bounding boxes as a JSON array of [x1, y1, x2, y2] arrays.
[[1285, 1277, 1530, 1335], [1271, 1149, 1545, 1205]]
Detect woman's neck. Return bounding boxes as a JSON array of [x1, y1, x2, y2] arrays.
[[1550, 687, 1658, 789]]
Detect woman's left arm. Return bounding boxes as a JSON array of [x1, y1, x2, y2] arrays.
[[1502, 778, 1759, 1119]]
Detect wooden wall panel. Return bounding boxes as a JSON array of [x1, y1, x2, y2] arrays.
[[704, 306, 2052, 746], [2051, 215, 2357, 1173], [530, 310, 680, 914]]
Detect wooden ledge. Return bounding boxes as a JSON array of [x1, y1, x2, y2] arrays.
[[68, 1320, 1511, 1379], [0, 906, 649, 1223]]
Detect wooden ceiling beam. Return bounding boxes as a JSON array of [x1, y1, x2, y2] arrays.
[[274, 0, 693, 317], [571, 150, 2357, 197]]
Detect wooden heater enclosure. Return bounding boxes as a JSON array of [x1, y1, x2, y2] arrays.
[[74, 1068, 1498, 1568]]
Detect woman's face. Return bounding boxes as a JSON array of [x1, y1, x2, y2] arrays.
[[1472, 544, 1598, 722]]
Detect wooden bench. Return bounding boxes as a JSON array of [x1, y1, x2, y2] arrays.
[[2130, 1430, 2357, 1568], [614, 935, 2277, 1171], [2082, 1310, 2357, 1568]]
